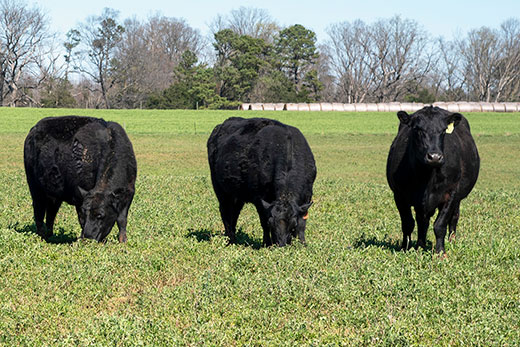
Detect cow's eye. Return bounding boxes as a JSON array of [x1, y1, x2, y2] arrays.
[[96, 211, 105, 219]]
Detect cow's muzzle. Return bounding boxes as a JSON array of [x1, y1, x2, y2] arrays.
[[425, 152, 444, 167]]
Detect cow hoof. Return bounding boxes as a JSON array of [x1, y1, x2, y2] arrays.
[[433, 251, 448, 260], [40, 230, 53, 240], [416, 240, 427, 250]]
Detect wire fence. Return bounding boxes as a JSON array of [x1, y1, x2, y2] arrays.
[[240, 102, 520, 112]]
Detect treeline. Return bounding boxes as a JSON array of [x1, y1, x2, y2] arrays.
[[1, 1, 520, 109]]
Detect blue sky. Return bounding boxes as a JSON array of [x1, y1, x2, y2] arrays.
[[38, 0, 520, 43]]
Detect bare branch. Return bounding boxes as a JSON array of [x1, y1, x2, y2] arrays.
[[0, 0, 54, 106]]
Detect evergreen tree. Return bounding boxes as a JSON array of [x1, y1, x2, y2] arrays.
[[274, 24, 322, 101], [213, 29, 270, 102], [146, 51, 217, 109]]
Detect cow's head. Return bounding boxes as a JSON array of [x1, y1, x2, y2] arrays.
[[398, 107, 462, 167], [261, 199, 312, 246], [78, 187, 122, 242]]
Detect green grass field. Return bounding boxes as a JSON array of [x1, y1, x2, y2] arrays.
[[0, 108, 519, 345]]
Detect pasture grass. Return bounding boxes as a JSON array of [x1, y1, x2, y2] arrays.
[[0, 108, 519, 345]]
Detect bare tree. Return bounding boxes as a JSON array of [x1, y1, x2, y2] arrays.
[[109, 14, 205, 108], [0, 0, 54, 106], [367, 16, 434, 102], [326, 20, 373, 103], [458, 19, 520, 102], [109, 18, 150, 108], [146, 15, 204, 67], [72, 8, 124, 108], [494, 18, 520, 101], [32, 39, 70, 105], [63, 29, 80, 80], [460, 27, 500, 102], [433, 38, 467, 101], [72, 77, 102, 109], [210, 7, 279, 42], [326, 16, 434, 103], [315, 45, 335, 102]]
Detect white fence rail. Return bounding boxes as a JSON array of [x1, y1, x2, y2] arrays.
[[240, 102, 520, 112]]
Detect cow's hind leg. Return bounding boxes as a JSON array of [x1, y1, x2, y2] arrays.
[[395, 197, 414, 251], [219, 197, 244, 244], [32, 196, 48, 238], [45, 199, 62, 237], [433, 197, 458, 254]]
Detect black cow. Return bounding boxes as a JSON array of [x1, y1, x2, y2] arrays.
[[24, 116, 137, 242], [207, 117, 316, 247], [386, 106, 480, 254]]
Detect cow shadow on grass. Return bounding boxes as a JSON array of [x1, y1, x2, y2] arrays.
[[353, 233, 434, 252], [186, 228, 263, 249], [11, 222, 77, 244]]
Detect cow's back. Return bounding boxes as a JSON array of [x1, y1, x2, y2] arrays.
[[253, 123, 315, 199], [207, 117, 281, 161], [105, 121, 137, 189], [208, 117, 315, 203], [24, 116, 110, 203], [208, 117, 283, 200]]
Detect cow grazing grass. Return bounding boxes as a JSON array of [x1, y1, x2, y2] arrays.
[[0, 108, 519, 345]]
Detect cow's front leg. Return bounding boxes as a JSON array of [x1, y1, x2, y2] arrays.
[[76, 206, 86, 238], [395, 197, 414, 251], [415, 207, 431, 250], [256, 205, 272, 246], [262, 223, 272, 247], [116, 206, 129, 243]]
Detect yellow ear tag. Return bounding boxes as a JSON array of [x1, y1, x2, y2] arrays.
[[303, 212, 309, 220], [446, 122, 454, 134]]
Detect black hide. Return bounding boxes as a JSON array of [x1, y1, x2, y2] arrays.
[[207, 117, 316, 246], [24, 116, 137, 242], [386, 106, 480, 253]]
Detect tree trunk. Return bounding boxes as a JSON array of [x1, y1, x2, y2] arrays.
[[99, 74, 110, 109], [0, 72, 4, 106]]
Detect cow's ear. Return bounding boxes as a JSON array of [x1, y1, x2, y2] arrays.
[[299, 201, 313, 214], [447, 112, 462, 127], [78, 186, 88, 198], [111, 188, 124, 199], [397, 111, 411, 125], [110, 188, 127, 211], [110, 191, 119, 210], [261, 199, 271, 210]]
